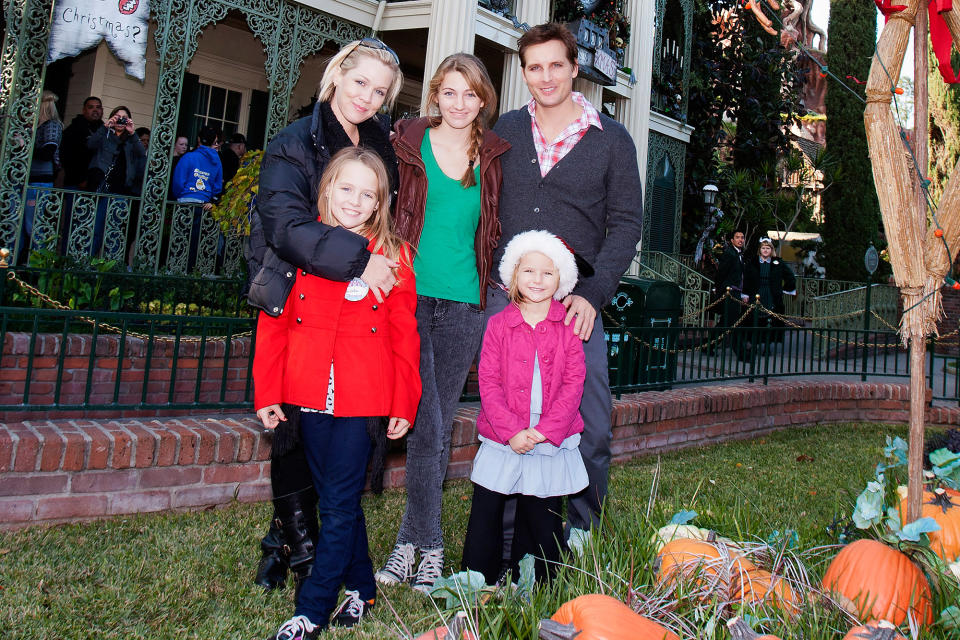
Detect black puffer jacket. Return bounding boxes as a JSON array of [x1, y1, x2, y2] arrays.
[[246, 100, 398, 315]]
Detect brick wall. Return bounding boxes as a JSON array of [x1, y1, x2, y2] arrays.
[[0, 331, 253, 420], [3, 380, 959, 529]]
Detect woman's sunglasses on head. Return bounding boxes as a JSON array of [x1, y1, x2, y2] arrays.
[[352, 37, 400, 66]]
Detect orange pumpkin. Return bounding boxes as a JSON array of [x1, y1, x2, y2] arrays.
[[546, 594, 680, 640], [726, 616, 783, 640], [899, 487, 960, 562], [732, 568, 800, 615], [656, 538, 755, 599], [821, 539, 933, 627], [842, 620, 907, 639]]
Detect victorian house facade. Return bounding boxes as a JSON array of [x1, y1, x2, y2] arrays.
[[0, 0, 692, 270]]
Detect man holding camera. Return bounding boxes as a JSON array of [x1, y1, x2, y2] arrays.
[[61, 97, 104, 189]]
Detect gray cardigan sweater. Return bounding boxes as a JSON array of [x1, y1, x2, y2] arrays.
[[492, 108, 644, 311]]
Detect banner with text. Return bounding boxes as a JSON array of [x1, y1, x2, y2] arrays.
[[48, 0, 150, 80]]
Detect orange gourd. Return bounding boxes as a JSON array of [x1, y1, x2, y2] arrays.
[[899, 487, 960, 562], [546, 594, 680, 640], [726, 616, 783, 640], [732, 568, 800, 615], [842, 620, 907, 639], [655, 537, 755, 599], [821, 539, 933, 627]]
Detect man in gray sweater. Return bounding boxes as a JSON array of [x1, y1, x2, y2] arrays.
[[488, 23, 644, 544]]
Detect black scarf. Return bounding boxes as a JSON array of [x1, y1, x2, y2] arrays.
[[318, 101, 397, 193]]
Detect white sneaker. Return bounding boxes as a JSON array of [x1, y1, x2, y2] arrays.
[[411, 547, 444, 595], [567, 527, 592, 557], [375, 542, 416, 585]]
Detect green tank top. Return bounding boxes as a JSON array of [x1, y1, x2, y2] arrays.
[[412, 128, 482, 303]]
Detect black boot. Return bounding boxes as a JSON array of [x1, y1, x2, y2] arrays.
[[254, 511, 288, 590], [274, 486, 318, 602]]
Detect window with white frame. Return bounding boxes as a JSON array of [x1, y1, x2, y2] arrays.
[[193, 82, 247, 138]]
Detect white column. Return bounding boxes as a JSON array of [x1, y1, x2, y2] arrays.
[[499, 0, 550, 112], [421, 0, 479, 107], [573, 78, 603, 109], [621, 0, 655, 191]]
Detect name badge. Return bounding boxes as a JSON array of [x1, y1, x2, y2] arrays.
[[345, 278, 369, 301]]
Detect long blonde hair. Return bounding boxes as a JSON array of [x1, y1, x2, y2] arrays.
[[317, 147, 407, 266], [423, 53, 497, 189], [38, 90, 60, 125], [318, 39, 403, 110]]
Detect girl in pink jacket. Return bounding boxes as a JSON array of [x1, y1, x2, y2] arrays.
[[461, 230, 589, 586]]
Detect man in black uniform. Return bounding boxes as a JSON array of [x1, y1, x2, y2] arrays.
[[714, 229, 750, 359]]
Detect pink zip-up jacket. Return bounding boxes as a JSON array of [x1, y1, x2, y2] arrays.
[[476, 300, 586, 446]]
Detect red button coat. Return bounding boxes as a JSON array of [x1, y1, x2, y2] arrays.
[[253, 240, 421, 423]]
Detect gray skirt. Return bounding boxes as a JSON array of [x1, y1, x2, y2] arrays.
[[470, 431, 588, 498]]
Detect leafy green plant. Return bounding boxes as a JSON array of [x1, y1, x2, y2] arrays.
[[19, 249, 137, 311], [212, 149, 263, 236]]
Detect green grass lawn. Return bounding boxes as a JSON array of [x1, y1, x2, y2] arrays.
[[0, 422, 953, 639]]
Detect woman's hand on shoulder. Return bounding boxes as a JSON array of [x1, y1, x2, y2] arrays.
[[256, 404, 286, 429], [387, 417, 410, 440], [362, 254, 399, 303]]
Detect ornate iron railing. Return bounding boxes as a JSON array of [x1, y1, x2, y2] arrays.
[[809, 283, 899, 331], [0, 0, 366, 268], [12, 186, 247, 276], [633, 250, 712, 325]]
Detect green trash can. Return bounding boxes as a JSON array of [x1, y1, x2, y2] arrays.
[[603, 277, 651, 388], [637, 281, 683, 387]]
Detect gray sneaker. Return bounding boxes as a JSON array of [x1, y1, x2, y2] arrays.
[[411, 547, 444, 595], [375, 542, 416, 585]]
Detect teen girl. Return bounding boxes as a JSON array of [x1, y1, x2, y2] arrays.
[[461, 230, 589, 586], [253, 148, 420, 640], [246, 37, 402, 598], [376, 53, 509, 593]]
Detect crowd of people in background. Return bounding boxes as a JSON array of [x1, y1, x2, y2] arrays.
[[18, 91, 255, 262]]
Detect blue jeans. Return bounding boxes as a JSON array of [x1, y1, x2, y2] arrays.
[[393, 296, 485, 550], [295, 412, 374, 628]]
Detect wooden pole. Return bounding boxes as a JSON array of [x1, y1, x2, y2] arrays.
[[907, 5, 930, 523], [908, 338, 926, 522]]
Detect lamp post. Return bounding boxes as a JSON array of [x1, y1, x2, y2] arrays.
[[694, 184, 721, 265], [703, 183, 719, 208]]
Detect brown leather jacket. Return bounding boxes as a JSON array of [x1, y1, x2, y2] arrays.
[[392, 117, 510, 308]]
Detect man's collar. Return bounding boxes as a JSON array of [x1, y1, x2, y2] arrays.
[[525, 92, 603, 131]]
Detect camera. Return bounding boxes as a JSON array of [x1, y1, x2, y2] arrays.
[[115, 116, 129, 126]]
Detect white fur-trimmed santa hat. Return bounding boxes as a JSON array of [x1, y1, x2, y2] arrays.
[[499, 230, 579, 300]]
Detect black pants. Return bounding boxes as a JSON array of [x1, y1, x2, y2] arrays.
[[461, 483, 565, 585]]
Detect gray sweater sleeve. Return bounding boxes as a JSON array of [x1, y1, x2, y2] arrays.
[[573, 124, 643, 311]]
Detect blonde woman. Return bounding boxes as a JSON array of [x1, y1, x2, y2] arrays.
[[376, 53, 509, 594], [245, 37, 403, 627], [22, 90, 62, 253]]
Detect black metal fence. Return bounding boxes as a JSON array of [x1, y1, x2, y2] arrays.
[[605, 318, 960, 404], [0, 305, 256, 413], [3, 265, 959, 413]]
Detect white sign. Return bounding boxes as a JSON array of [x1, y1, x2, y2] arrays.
[[48, 0, 150, 81], [594, 49, 617, 81]]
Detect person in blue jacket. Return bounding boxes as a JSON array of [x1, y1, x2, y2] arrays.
[[171, 126, 223, 270], [172, 126, 223, 205]]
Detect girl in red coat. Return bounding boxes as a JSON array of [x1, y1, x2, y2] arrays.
[[461, 230, 590, 587], [254, 147, 420, 640]]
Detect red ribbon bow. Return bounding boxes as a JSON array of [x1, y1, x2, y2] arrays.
[[875, 0, 958, 83]]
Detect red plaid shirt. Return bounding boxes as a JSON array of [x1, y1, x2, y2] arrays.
[[528, 92, 603, 177]]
